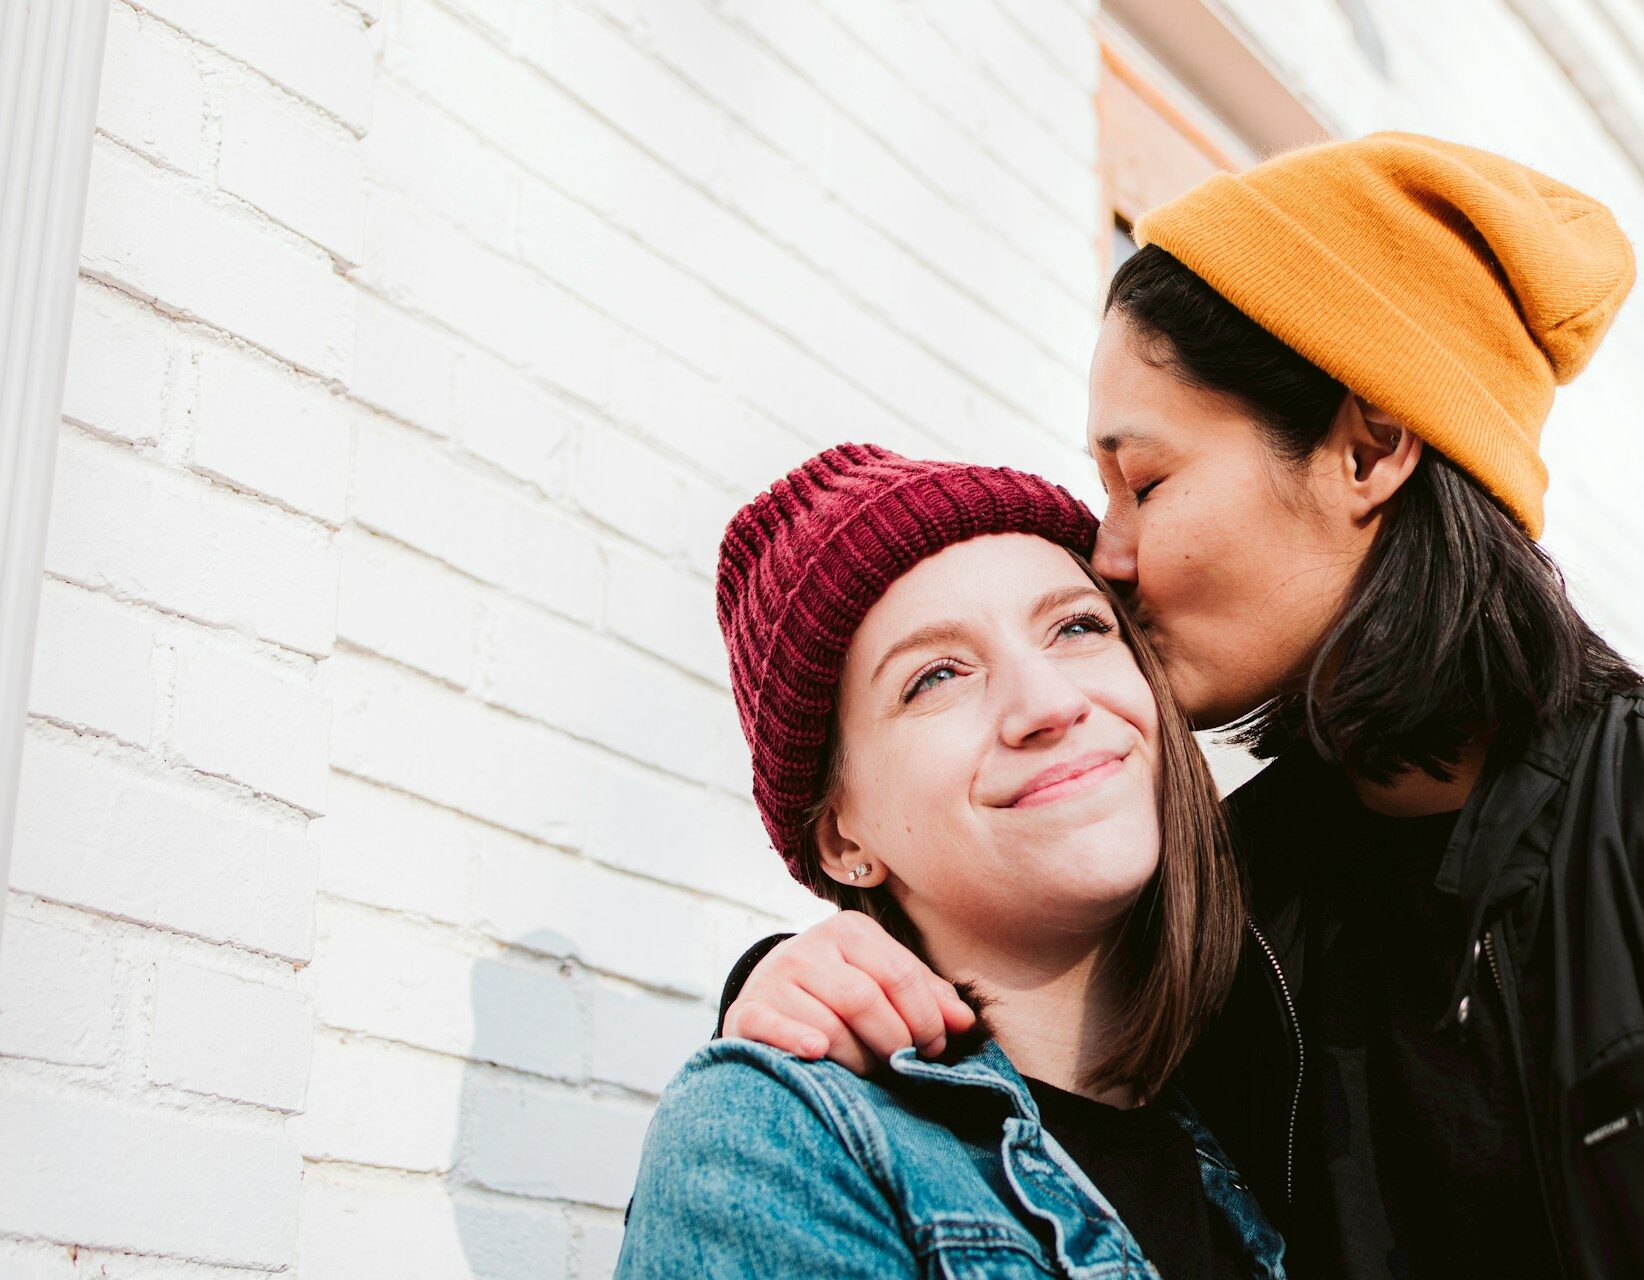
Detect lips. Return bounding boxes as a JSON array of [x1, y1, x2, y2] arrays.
[[1004, 749, 1126, 808]]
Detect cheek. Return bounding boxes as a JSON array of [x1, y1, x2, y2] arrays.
[[1139, 469, 1287, 610], [842, 726, 980, 865], [1103, 658, 1161, 750]]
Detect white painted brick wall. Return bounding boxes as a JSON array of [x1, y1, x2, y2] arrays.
[[218, 80, 367, 264], [0, 917, 120, 1068], [150, 960, 314, 1110], [0, 1084, 301, 1267], [10, 1, 1641, 1276], [191, 341, 354, 524]]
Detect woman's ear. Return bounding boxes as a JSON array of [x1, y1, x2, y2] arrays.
[[1332, 394, 1422, 522], [814, 804, 887, 889]]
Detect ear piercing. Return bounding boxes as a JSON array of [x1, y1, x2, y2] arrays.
[[845, 863, 871, 883]]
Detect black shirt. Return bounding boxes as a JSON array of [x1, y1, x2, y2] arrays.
[[1293, 802, 1561, 1279], [1026, 1076, 1247, 1279]]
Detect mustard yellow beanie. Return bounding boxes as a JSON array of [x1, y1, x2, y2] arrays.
[[1134, 131, 1635, 538]]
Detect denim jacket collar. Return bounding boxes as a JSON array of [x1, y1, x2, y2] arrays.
[[887, 1039, 1287, 1279]]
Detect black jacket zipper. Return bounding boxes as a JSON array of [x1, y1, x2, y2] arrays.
[[1248, 918, 1304, 1208], [1481, 927, 1572, 1280]]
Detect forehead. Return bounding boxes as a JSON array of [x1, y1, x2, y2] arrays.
[[853, 535, 1095, 644], [1088, 324, 1181, 440], [1086, 320, 1264, 458]]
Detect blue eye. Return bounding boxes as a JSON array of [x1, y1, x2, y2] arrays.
[[904, 664, 959, 702], [1057, 612, 1114, 639]]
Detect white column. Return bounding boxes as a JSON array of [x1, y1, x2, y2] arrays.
[[0, 0, 110, 955]]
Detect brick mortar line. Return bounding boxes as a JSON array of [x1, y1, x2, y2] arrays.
[[574, 0, 1094, 217], [58, 414, 346, 545], [24, 716, 319, 833], [397, 1, 1094, 362], [4, 891, 306, 985], [75, 263, 346, 396], [325, 641, 751, 803], [0, 1232, 286, 1278], [73, 270, 351, 402], [332, 587, 730, 705], [311, 765, 797, 923], [305, 1019, 675, 1105], [975, 0, 1097, 97], [803, 0, 1097, 192], [341, 264, 821, 504], [2, 881, 311, 973], [121, 0, 372, 139], [0, 1056, 298, 1132], [39, 567, 326, 678], [327, 521, 596, 633], [358, 180, 1006, 464], [329, 541, 730, 692], [90, 130, 352, 296], [421, 0, 1091, 310], [298, 1152, 637, 1216], [689, 0, 1098, 296], [299, 1154, 585, 1214], [317, 884, 787, 974]]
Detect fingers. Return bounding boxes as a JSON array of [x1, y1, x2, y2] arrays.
[[724, 911, 970, 1073], [723, 989, 877, 1076], [723, 998, 828, 1059], [930, 973, 978, 1033], [833, 915, 953, 1056], [794, 964, 922, 1064]]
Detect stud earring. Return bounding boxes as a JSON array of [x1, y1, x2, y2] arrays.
[[845, 863, 871, 883]]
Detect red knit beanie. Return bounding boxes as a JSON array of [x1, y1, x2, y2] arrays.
[[717, 442, 1099, 880]]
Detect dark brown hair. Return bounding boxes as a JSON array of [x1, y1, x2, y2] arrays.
[[1106, 244, 1640, 783], [794, 551, 1245, 1099]]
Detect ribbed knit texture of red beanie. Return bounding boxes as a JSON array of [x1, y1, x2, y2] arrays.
[[717, 442, 1099, 882]]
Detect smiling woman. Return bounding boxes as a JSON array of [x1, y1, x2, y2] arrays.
[[616, 444, 1276, 1280]]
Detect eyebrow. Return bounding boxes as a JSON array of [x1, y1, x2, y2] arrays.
[[1090, 426, 1161, 455], [870, 622, 967, 686], [869, 584, 1111, 687]]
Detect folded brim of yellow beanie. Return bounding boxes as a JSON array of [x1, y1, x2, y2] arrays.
[[1134, 131, 1635, 539]]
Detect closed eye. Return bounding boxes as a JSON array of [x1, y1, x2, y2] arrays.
[[1134, 479, 1162, 505]]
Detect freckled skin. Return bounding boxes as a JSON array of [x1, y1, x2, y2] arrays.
[[1086, 315, 1375, 729]]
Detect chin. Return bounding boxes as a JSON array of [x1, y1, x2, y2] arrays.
[[1052, 827, 1160, 899], [1174, 671, 1266, 731]]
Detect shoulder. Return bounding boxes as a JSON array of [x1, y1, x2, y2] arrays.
[[667, 1036, 878, 1102], [1586, 687, 1644, 823], [621, 1042, 925, 1278], [1564, 686, 1644, 792], [1534, 689, 1644, 891], [648, 1038, 896, 1165]]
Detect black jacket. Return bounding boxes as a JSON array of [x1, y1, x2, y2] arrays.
[[716, 690, 1644, 1277], [1181, 689, 1644, 1279]]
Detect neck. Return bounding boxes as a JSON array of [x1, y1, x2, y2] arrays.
[[1349, 739, 1488, 816], [922, 925, 1137, 1108]]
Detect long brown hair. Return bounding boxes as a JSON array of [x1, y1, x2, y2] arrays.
[[796, 549, 1245, 1099]]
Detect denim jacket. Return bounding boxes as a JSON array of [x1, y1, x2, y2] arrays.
[[616, 1035, 1286, 1278]]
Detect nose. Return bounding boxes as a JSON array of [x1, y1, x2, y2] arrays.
[[1091, 512, 1138, 591], [997, 651, 1091, 749]]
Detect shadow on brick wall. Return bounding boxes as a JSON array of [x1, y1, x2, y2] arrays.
[[454, 928, 707, 1278]]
